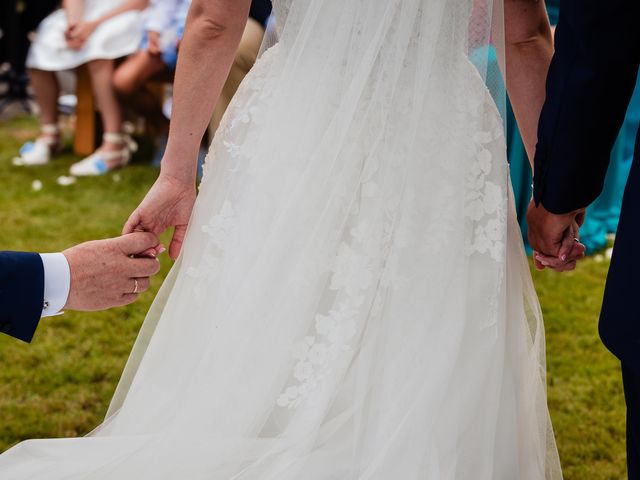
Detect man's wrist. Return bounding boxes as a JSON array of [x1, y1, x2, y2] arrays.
[[39, 253, 71, 317]]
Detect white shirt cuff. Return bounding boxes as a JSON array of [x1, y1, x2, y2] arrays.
[[40, 253, 71, 317]]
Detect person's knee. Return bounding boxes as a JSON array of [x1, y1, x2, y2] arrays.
[[86, 59, 112, 74], [234, 49, 257, 75], [112, 68, 137, 96], [28, 68, 46, 79]]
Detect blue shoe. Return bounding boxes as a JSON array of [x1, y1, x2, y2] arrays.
[[12, 124, 61, 166], [70, 132, 137, 176]]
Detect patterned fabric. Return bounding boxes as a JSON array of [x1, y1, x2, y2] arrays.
[[0, 1, 561, 478]]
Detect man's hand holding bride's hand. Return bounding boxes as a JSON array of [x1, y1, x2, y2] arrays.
[[526, 200, 587, 272], [63, 232, 162, 311], [123, 173, 197, 260]]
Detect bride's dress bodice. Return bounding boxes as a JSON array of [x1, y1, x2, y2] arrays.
[[271, 0, 475, 53]]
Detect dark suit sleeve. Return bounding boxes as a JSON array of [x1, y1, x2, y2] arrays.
[[533, 0, 640, 214], [0, 252, 44, 343]]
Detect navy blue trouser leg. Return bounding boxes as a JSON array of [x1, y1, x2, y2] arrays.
[[623, 365, 640, 479]]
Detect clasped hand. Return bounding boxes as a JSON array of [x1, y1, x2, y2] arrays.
[[63, 232, 163, 311], [526, 200, 587, 272], [123, 173, 197, 261], [64, 20, 99, 50], [60, 171, 195, 312]]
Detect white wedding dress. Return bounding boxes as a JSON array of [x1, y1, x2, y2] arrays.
[[0, 0, 563, 478]]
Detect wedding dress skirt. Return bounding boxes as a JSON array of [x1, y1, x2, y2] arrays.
[[26, 0, 145, 71], [0, 0, 563, 478]]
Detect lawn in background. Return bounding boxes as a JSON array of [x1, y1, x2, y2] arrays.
[[0, 117, 628, 479]]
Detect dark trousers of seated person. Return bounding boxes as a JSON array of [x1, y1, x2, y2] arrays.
[[0, 0, 58, 75]]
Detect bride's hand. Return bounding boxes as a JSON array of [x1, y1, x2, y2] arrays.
[[123, 173, 197, 260]]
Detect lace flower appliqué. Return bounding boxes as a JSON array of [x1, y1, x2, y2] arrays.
[[277, 303, 359, 409], [201, 201, 236, 250], [464, 127, 507, 262]]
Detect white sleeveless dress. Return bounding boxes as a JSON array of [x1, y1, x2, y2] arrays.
[[1, 0, 563, 478], [26, 0, 145, 71]]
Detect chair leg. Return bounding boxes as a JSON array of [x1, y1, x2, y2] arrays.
[[73, 65, 97, 156]]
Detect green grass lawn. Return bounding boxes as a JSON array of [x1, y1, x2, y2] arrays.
[[0, 117, 627, 478]]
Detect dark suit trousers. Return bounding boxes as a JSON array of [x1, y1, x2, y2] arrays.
[[601, 126, 640, 479], [624, 366, 640, 479]]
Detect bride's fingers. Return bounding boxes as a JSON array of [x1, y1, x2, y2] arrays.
[[534, 243, 585, 268], [534, 254, 578, 272], [556, 260, 578, 272], [169, 224, 188, 260], [534, 253, 562, 269], [533, 253, 546, 271], [122, 211, 141, 235], [534, 251, 583, 267], [538, 240, 586, 260], [137, 245, 166, 258]]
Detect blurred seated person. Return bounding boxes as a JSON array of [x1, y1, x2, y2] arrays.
[[13, 0, 149, 176], [113, 0, 192, 166], [113, 0, 271, 167]]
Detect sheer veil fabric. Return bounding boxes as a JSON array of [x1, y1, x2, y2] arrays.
[[0, 0, 563, 478]]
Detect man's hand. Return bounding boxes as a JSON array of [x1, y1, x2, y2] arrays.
[[527, 200, 587, 272], [62, 233, 163, 311]]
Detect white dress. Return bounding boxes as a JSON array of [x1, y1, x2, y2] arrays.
[[26, 0, 145, 71], [1, 0, 563, 478]]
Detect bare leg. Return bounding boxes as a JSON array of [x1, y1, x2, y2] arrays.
[[13, 68, 61, 164], [29, 68, 60, 126], [113, 51, 169, 134], [86, 59, 122, 153]]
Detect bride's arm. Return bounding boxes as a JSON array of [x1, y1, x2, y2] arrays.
[[162, 0, 252, 183], [124, 0, 251, 259], [502, 0, 554, 166]]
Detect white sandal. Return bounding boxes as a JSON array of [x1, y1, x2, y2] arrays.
[[69, 132, 138, 176], [13, 124, 62, 166]]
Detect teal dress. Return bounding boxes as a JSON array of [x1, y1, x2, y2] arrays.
[[508, 0, 637, 252]]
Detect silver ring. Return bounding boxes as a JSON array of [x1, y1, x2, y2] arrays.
[[574, 237, 580, 243], [132, 278, 139, 294]]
